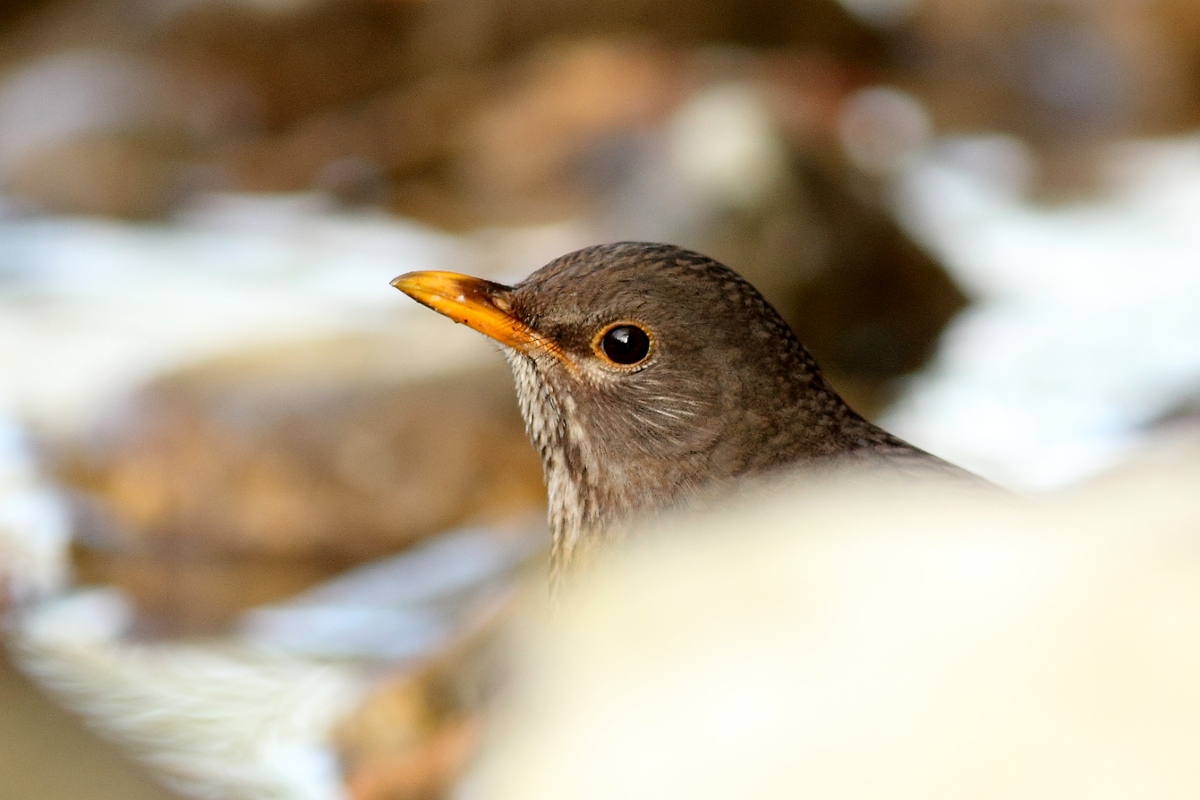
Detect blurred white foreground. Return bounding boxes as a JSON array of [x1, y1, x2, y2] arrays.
[[473, 446, 1200, 799]]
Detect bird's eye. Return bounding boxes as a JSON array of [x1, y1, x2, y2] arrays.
[[597, 323, 652, 366]]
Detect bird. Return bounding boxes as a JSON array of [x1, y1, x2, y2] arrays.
[[392, 242, 977, 578]]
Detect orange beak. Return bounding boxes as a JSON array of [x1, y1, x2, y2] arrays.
[[390, 271, 543, 353]]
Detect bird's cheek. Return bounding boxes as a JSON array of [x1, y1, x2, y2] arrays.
[[618, 396, 721, 457]]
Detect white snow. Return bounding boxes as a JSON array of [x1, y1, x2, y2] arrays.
[[885, 135, 1200, 489]]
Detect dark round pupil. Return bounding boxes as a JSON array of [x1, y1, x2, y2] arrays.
[[601, 325, 650, 365]]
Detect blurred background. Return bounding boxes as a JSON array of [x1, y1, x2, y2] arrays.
[[1, 0, 1199, 798]]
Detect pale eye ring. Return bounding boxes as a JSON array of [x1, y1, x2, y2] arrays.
[[595, 323, 652, 367]]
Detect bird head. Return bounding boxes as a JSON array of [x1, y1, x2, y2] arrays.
[[392, 242, 871, 569]]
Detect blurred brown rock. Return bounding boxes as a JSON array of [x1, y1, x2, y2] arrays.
[[903, 0, 1200, 135], [0, 0, 884, 216], [6, 131, 184, 218], [152, 0, 419, 133], [762, 158, 968, 410], [334, 589, 524, 800], [56, 329, 545, 562], [337, 669, 480, 800], [218, 72, 485, 210], [6, 0, 1200, 210], [401, 0, 883, 72], [894, 0, 1200, 195], [69, 549, 346, 638], [51, 326, 545, 636], [458, 39, 685, 224], [345, 718, 478, 800]]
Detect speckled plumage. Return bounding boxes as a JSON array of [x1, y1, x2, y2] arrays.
[[498, 243, 965, 578]]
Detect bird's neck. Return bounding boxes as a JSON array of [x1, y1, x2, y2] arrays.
[[542, 438, 607, 581], [507, 353, 633, 579]]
